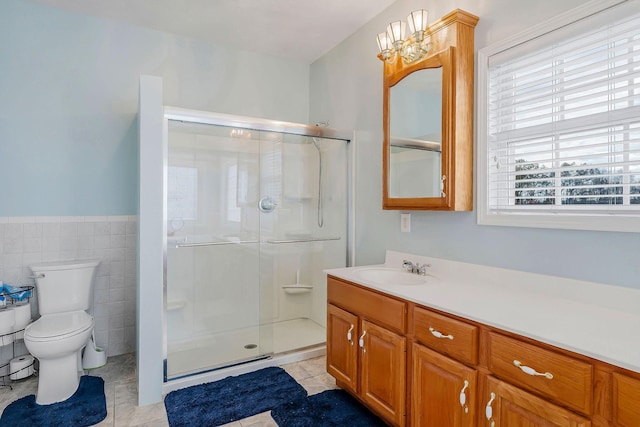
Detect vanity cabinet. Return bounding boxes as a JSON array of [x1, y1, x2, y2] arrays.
[[326, 274, 640, 427], [327, 277, 407, 426]]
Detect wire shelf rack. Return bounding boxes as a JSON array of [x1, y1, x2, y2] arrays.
[[0, 284, 37, 389]]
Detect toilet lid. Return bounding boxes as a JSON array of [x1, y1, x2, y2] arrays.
[[25, 311, 93, 340]]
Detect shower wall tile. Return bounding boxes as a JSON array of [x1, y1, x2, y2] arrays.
[[0, 215, 138, 359]]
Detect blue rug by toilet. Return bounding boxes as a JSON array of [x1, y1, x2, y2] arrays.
[[271, 389, 387, 427], [164, 366, 307, 427], [0, 375, 107, 427]]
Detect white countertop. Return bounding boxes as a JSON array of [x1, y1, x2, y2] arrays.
[[325, 250, 640, 373]]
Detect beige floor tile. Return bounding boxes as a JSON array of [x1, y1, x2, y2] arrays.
[[0, 376, 38, 414], [281, 361, 312, 382], [115, 400, 168, 426], [297, 373, 338, 396], [114, 377, 168, 426], [89, 353, 137, 384], [94, 381, 116, 426], [128, 415, 170, 427], [239, 410, 278, 427], [282, 356, 328, 384], [297, 356, 327, 377], [114, 377, 138, 406]]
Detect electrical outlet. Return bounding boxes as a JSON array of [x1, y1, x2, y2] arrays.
[[400, 213, 411, 232]]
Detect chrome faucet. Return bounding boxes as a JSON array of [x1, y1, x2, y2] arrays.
[[402, 260, 430, 275]]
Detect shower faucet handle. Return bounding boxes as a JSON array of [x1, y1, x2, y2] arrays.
[[258, 196, 278, 213]]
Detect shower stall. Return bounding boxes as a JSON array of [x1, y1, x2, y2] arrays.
[[161, 108, 351, 381]]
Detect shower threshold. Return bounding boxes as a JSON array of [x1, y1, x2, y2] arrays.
[[166, 317, 325, 380]]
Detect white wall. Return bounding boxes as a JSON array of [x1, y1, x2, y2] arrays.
[[310, 0, 640, 289], [0, 0, 310, 217]]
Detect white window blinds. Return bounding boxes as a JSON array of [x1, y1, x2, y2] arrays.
[[486, 6, 640, 217]]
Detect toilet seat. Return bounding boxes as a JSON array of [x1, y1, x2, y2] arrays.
[[25, 311, 93, 342]]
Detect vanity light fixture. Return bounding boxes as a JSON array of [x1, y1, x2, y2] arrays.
[[377, 9, 431, 63]]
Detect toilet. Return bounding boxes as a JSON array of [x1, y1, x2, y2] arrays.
[[24, 259, 99, 405]]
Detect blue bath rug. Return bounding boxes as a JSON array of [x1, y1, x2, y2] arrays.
[[0, 375, 107, 427], [164, 366, 307, 427], [271, 389, 387, 427]]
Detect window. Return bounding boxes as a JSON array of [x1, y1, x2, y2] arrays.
[[477, 0, 640, 232]]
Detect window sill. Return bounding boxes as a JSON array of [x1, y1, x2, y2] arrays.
[[477, 210, 640, 233]]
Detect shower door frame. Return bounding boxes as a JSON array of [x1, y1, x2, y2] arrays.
[[161, 106, 354, 382]]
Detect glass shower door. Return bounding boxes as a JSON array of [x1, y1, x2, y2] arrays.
[[259, 132, 348, 354], [165, 121, 271, 379], [163, 119, 349, 381]]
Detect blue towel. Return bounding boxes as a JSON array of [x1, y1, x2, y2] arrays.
[[2, 284, 31, 301]]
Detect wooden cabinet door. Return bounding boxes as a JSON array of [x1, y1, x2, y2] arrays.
[[412, 343, 477, 427], [612, 373, 640, 426], [483, 376, 591, 427], [327, 304, 359, 393], [360, 319, 407, 426]]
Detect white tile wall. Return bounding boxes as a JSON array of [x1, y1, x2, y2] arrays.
[[0, 215, 137, 357]]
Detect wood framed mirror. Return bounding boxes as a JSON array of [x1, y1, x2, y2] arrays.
[[381, 9, 478, 211]]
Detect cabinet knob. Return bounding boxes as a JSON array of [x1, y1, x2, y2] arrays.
[[347, 324, 354, 346]]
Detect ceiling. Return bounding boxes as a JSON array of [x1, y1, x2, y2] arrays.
[[27, 0, 397, 63]]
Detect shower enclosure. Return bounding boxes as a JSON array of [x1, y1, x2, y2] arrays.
[[162, 109, 351, 380]]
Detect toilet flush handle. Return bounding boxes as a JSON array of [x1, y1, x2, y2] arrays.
[[28, 274, 45, 279]]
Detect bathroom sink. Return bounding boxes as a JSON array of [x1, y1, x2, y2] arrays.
[[349, 267, 427, 286]]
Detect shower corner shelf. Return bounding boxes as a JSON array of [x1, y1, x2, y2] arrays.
[[282, 285, 313, 295]]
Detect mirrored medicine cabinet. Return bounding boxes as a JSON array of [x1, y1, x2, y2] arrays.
[[381, 9, 479, 210]]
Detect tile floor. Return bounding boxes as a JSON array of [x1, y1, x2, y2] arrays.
[[0, 353, 337, 426]]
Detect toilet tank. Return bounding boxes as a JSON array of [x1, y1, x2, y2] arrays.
[[30, 259, 100, 315]]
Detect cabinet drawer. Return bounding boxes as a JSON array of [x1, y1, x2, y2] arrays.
[[485, 376, 591, 427], [413, 306, 478, 365], [488, 332, 593, 415], [327, 276, 406, 334]]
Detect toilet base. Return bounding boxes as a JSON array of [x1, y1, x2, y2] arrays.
[[35, 350, 83, 405]]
